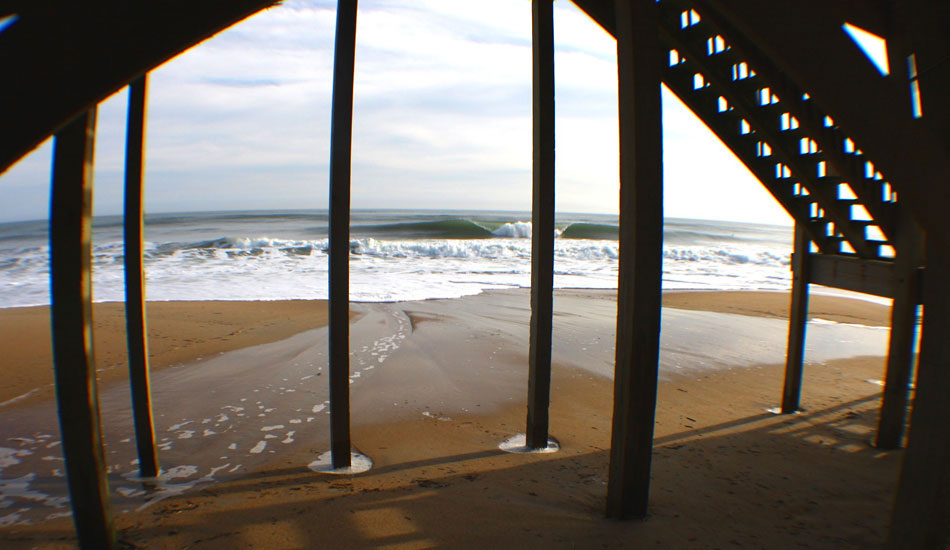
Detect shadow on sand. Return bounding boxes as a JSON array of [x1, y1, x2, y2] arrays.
[[2, 389, 901, 550]]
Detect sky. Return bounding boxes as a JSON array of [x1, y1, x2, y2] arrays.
[[0, 0, 792, 225]]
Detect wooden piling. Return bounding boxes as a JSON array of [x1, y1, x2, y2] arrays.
[[328, 0, 358, 470], [886, 2, 950, 543], [526, 0, 556, 451], [781, 223, 810, 413], [887, 238, 950, 548], [50, 108, 117, 549], [874, 5, 923, 450], [606, 0, 665, 520], [123, 74, 159, 478], [876, 212, 923, 449]]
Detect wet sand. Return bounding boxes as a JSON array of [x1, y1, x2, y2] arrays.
[[0, 291, 889, 407], [0, 301, 330, 406], [0, 290, 900, 549]]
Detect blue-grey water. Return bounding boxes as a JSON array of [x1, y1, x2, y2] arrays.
[[0, 209, 795, 307]]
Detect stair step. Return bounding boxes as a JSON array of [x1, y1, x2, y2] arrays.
[[812, 218, 878, 229], [815, 175, 845, 187], [833, 198, 860, 207]]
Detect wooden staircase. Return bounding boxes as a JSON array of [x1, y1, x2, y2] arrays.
[[659, 0, 900, 260], [576, 0, 905, 263]]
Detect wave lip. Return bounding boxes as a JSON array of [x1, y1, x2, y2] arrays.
[[353, 218, 619, 241], [559, 222, 618, 240], [353, 219, 494, 240]]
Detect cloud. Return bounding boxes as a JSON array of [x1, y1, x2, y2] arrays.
[[0, 0, 790, 225]]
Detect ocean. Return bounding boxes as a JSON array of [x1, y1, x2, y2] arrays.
[[0, 209, 795, 308]]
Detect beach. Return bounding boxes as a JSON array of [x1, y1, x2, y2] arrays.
[[0, 289, 901, 549]]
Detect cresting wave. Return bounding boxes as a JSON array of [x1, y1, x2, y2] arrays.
[[354, 218, 618, 240]]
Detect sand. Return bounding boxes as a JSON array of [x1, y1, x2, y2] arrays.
[[662, 289, 891, 327], [0, 301, 329, 406], [0, 290, 901, 549]]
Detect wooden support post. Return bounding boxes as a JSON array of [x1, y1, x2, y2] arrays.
[[887, 238, 950, 548], [876, 11, 926, 451], [526, 0, 555, 451], [886, 1, 950, 543], [328, 0, 358, 470], [876, 213, 923, 449], [50, 109, 117, 549], [781, 223, 810, 413], [606, 0, 664, 520], [123, 74, 159, 478]]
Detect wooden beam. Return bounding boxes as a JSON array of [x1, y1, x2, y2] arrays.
[[903, 0, 950, 152], [0, 0, 280, 174], [572, 0, 616, 35], [876, 213, 923, 449], [123, 74, 159, 479], [328, 0, 358, 470], [887, 238, 950, 548], [698, 0, 892, 47], [807, 253, 907, 300], [50, 108, 116, 549], [873, 4, 925, 452], [886, 1, 950, 544], [606, 0, 664, 520], [781, 224, 810, 413], [526, 0, 556, 451]]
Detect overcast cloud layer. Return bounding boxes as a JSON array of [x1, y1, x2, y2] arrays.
[[0, 0, 791, 225]]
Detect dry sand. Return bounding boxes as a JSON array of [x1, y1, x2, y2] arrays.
[[0, 290, 901, 549]]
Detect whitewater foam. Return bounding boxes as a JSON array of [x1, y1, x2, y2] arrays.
[[0, 211, 796, 307]]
